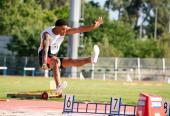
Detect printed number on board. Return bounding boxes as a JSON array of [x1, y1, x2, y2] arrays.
[[64, 95, 74, 111], [66, 97, 72, 108], [164, 102, 169, 116], [111, 98, 120, 112], [164, 102, 168, 113]]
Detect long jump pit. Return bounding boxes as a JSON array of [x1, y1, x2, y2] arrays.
[[0, 99, 107, 116]]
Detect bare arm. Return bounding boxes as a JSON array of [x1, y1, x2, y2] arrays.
[[42, 32, 50, 70], [66, 17, 103, 35]]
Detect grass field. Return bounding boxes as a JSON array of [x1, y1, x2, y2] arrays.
[[0, 76, 170, 105]]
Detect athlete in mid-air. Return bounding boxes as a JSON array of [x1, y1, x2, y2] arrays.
[[38, 17, 103, 94]]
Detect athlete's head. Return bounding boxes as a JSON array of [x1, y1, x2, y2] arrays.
[[54, 19, 69, 36], [55, 19, 67, 26]]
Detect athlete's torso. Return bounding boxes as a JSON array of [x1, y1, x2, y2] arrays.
[[39, 26, 64, 55]]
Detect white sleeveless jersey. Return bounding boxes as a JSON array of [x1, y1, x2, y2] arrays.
[[38, 26, 64, 54]]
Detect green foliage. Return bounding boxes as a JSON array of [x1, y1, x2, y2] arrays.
[[121, 39, 164, 58], [0, 0, 169, 58], [37, 0, 69, 9], [105, 0, 170, 38], [81, 3, 136, 57], [0, 0, 69, 56], [158, 32, 170, 57], [1, 0, 45, 56]]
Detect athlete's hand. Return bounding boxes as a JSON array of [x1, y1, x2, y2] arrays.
[[94, 17, 103, 28], [42, 63, 48, 70]]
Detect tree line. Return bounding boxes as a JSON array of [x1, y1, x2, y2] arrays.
[[0, 0, 170, 58]]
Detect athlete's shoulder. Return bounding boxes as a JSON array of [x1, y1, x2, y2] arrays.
[[40, 26, 54, 36], [42, 26, 54, 32]]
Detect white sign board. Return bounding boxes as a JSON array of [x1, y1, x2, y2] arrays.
[[163, 101, 170, 116], [110, 97, 121, 114], [63, 95, 74, 112]]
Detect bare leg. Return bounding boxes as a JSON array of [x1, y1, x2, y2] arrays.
[[48, 57, 61, 87], [48, 57, 92, 90], [52, 64, 61, 87], [62, 57, 91, 68], [48, 57, 67, 93]]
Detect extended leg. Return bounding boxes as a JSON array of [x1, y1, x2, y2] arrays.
[[62, 45, 100, 68], [62, 57, 91, 68]]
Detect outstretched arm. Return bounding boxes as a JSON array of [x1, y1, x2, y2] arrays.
[[66, 17, 103, 35]]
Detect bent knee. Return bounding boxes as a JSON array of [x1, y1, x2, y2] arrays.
[[50, 58, 61, 69]]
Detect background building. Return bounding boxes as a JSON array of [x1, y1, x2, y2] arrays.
[[0, 36, 13, 55]]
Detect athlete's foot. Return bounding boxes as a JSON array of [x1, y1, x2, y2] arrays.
[[91, 45, 100, 64], [56, 81, 67, 93]]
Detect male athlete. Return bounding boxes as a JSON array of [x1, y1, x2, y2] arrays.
[[38, 17, 103, 94]]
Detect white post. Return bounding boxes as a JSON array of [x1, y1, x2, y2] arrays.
[[67, 0, 81, 77], [80, 71, 84, 80], [162, 58, 165, 74], [162, 58, 166, 81], [127, 69, 133, 82], [114, 58, 118, 80], [137, 58, 141, 81], [91, 63, 94, 80], [44, 69, 49, 78], [127, 72, 131, 82], [103, 69, 106, 80], [168, 78, 170, 84]]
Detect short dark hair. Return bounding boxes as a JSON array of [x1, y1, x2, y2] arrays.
[[55, 19, 67, 26]]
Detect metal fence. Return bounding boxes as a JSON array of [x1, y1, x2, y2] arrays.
[[0, 56, 170, 82], [77, 57, 170, 82]]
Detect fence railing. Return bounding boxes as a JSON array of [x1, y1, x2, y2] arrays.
[[0, 56, 170, 82]]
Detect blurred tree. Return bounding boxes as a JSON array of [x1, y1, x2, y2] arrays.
[[122, 39, 164, 58], [88, 1, 100, 8], [80, 2, 136, 57], [141, 0, 170, 38], [37, 0, 69, 9], [3, 0, 46, 56], [158, 32, 170, 57], [0, 0, 69, 56], [0, 0, 169, 58], [80, 1, 165, 58], [104, 0, 170, 38]]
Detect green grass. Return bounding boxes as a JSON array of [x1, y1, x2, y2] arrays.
[[0, 76, 170, 104]]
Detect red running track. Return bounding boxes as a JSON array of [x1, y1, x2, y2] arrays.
[[0, 99, 63, 111], [0, 99, 136, 116]]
